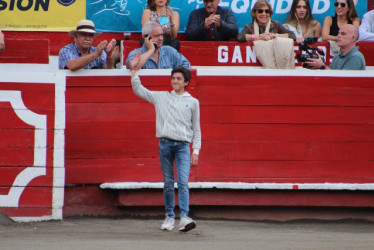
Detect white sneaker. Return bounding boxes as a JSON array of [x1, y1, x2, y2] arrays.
[[160, 217, 175, 231], [179, 216, 196, 232]]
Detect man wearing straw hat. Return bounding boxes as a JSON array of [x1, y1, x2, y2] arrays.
[[59, 19, 117, 71]]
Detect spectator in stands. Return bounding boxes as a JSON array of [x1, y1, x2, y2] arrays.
[[130, 62, 201, 233], [113, 40, 122, 69], [0, 31, 5, 52], [126, 21, 190, 70], [141, 0, 180, 50], [185, 0, 238, 41], [59, 19, 117, 71], [237, 0, 295, 42], [358, 9, 374, 41], [305, 24, 365, 70], [283, 0, 321, 43], [322, 0, 360, 52]]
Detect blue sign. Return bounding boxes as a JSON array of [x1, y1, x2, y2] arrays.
[[87, 0, 368, 33]]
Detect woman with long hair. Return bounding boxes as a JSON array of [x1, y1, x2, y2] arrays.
[[322, 0, 360, 41], [283, 0, 321, 43], [237, 0, 295, 42], [141, 0, 180, 49]]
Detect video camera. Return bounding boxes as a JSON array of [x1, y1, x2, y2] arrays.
[[296, 37, 325, 69]]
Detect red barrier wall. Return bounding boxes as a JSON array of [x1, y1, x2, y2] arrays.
[[0, 39, 50, 64], [65, 70, 374, 185], [1, 68, 374, 220], [62, 69, 374, 216], [0, 71, 65, 221]]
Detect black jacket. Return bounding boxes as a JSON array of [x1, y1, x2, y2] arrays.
[[185, 7, 238, 41]]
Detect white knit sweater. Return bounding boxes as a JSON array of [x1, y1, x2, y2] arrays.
[[131, 72, 201, 154]]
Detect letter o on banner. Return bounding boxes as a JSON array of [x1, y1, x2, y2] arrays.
[[57, 0, 76, 6]]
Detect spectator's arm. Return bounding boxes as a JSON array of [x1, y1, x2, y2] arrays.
[[126, 48, 153, 70], [322, 16, 337, 41], [0, 31, 5, 52], [277, 23, 296, 40], [185, 11, 206, 41], [126, 37, 156, 70], [63, 40, 107, 71], [237, 25, 251, 42], [173, 50, 191, 69], [305, 56, 331, 70], [66, 52, 101, 71], [105, 56, 115, 69], [352, 17, 361, 29], [141, 9, 150, 27], [314, 21, 322, 39], [217, 10, 238, 40], [358, 13, 374, 41], [105, 39, 116, 69], [169, 8, 180, 39]]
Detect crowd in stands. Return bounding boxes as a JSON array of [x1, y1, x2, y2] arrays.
[[6, 0, 367, 71]]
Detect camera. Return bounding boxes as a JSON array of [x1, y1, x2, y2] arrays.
[[296, 37, 325, 68]]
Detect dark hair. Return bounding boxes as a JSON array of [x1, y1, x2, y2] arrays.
[[335, 0, 359, 20], [285, 0, 315, 29], [147, 0, 170, 11], [171, 67, 191, 86]]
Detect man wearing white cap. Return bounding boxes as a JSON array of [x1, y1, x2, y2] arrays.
[[59, 19, 117, 70]]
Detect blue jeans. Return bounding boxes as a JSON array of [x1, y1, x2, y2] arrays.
[[159, 138, 191, 218]]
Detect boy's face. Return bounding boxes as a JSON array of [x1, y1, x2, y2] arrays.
[[171, 72, 188, 94]]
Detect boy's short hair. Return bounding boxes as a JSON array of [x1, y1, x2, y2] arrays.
[[171, 67, 191, 83]]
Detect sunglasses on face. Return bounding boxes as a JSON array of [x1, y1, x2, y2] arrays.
[[334, 2, 347, 8], [257, 9, 270, 14]]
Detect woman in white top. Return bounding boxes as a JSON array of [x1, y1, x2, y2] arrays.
[[283, 0, 321, 43]]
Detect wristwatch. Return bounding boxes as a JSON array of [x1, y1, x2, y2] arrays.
[[320, 64, 326, 70]]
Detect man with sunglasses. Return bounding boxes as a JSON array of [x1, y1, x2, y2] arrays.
[[305, 24, 365, 70], [185, 0, 238, 41], [59, 19, 117, 71], [126, 21, 190, 69]]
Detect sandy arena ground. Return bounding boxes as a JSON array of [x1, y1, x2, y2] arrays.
[[2, 217, 374, 250], [1, 217, 374, 250]]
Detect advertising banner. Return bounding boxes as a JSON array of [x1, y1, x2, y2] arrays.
[[87, 0, 368, 33], [0, 0, 85, 31]]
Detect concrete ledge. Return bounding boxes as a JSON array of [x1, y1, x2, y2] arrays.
[[100, 182, 374, 191]]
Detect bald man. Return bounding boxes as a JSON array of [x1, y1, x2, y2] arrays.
[[305, 24, 366, 70]]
